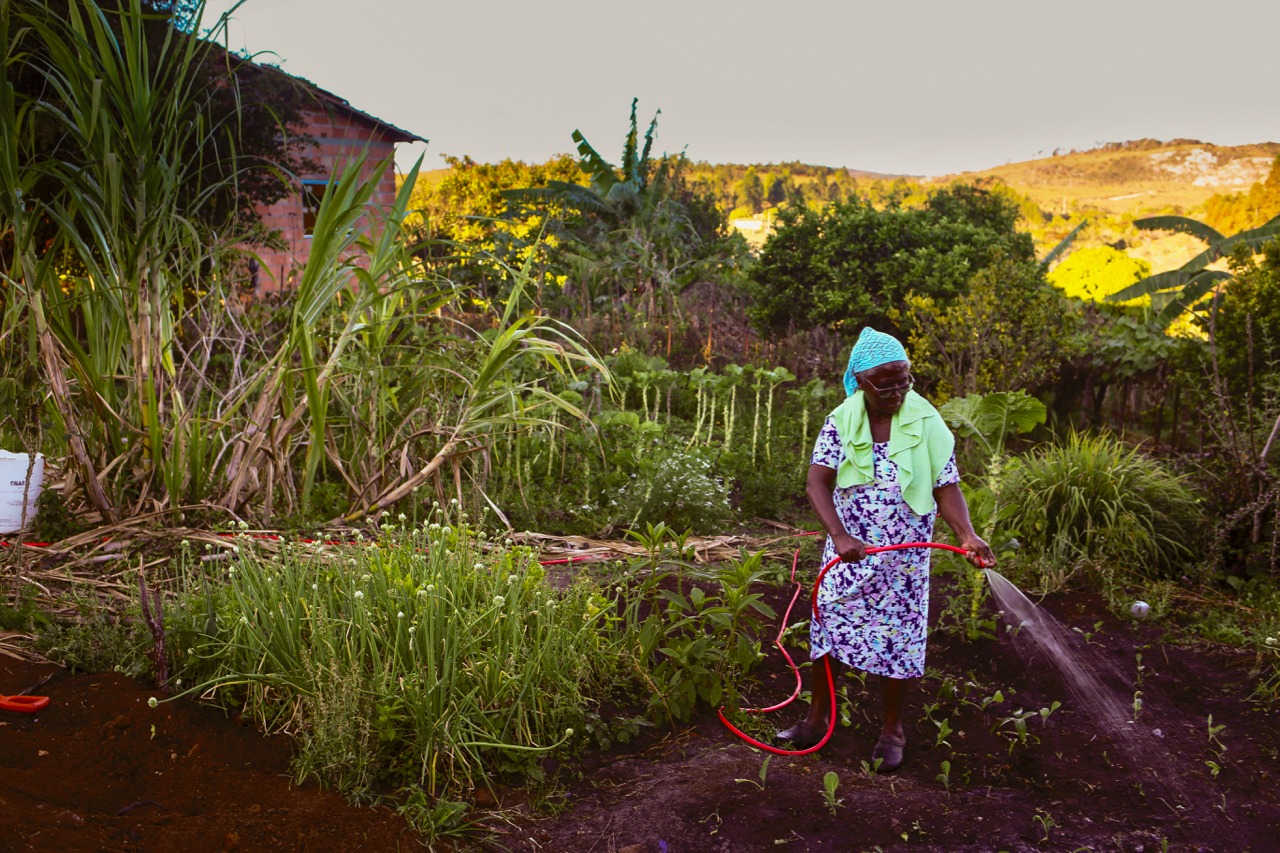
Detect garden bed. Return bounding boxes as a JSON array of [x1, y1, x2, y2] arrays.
[[2, 574, 1277, 851]]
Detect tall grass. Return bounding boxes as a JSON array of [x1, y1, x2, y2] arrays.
[[167, 509, 634, 798], [994, 431, 1204, 584], [10, 0, 245, 520]]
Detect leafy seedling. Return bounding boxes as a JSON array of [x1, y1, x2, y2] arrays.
[[933, 717, 954, 749], [735, 754, 772, 791], [1033, 809, 1056, 842], [1207, 715, 1226, 754], [936, 759, 952, 794], [821, 771, 844, 815]]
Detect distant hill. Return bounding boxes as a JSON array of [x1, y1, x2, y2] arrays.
[[937, 139, 1280, 216]]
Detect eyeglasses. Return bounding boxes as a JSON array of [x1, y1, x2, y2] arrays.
[[860, 372, 914, 396]]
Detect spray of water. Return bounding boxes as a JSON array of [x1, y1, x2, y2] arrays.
[[984, 568, 1200, 819]]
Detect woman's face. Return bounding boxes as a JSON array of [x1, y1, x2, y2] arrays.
[[857, 360, 912, 417]]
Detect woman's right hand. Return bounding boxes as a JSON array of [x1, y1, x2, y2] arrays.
[[832, 532, 867, 562]]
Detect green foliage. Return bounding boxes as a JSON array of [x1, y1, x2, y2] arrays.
[[1086, 313, 1185, 384], [1212, 239, 1280, 400], [156, 518, 777, 818], [993, 432, 1204, 581], [821, 771, 844, 814], [403, 153, 583, 293], [0, 585, 49, 632], [748, 185, 1036, 337], [166, 514, 630, 800], [29, 487, 89, 544], [631, 550, 775, 724], [502, 100, 745, 328], [617, 445, 731, 532], [939, 390, 1047, 461], [906, 254, 1080, 400], [488, 355, 813, 534], [685, 161, 860, 215], [408, 154, 583, 244], [1048, 246, 1152, 303], [35, 597, 150, 676]]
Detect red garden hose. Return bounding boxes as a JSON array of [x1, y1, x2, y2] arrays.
[[716, 541, 973, 755]]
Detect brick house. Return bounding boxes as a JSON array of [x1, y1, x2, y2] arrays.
[[249, 77, 425, 293]]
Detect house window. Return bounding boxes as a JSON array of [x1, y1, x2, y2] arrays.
[[301, 179, 329, 238]]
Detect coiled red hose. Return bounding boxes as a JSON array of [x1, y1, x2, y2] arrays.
[[716, 541, 972, 755]]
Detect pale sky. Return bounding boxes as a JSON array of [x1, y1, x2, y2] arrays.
[[203, 0, 1280, 178]]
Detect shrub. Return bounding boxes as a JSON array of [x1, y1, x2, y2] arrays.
[[617, 445, 730, 532], [993, 432, 1204, 582]]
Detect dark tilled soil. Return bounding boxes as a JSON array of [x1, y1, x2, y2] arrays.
[[0, 661, 415, 851], [3, 576, 1278, 852], [499, 581, 1280, 853]]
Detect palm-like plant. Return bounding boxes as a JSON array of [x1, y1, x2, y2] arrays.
[[505, 97, 665, 222], [503, 100, 713, 324], [1107, 214, 1280, 327]]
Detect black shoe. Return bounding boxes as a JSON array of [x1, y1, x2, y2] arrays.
[[870, 734, 906, 771], [776, 719, 826, 749]]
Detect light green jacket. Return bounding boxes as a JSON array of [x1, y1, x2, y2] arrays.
[[828, 390, 955, 517]]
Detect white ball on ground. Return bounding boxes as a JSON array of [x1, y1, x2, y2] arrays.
[[1130, 601, 1151, 619]]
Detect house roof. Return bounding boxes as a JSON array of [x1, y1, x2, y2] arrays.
[[297, 77, 427, 145], [231, 54, 427, 145]]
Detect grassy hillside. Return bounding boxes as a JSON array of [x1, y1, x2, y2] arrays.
[[402, 140, 1279, 272], [939, 139, 1280, 217]]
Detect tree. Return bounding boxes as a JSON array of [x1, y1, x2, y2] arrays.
[[735, 168, 764, 213], [747, 185, 1036, 337], [404, 153, 582, 284], [906, 254, 1079, 400], [1204, 155, 1280, 235], [1212, 239, 1280, 400]]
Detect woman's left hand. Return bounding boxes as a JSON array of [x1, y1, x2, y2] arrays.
[[959, 535, 995, 568]]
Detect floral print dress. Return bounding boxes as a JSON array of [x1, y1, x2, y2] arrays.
[[809, 417, 959, 679]]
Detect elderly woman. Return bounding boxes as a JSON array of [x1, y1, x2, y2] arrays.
[[777, 328, 994, 769]]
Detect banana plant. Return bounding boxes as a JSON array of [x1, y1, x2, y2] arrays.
[[1108, 214, 1280, 327], [502, 97, 664, 224]]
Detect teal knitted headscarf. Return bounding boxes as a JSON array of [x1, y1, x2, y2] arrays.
[[842, 328, 909, 396]]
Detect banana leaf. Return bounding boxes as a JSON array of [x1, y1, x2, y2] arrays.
[[1135, 215, 1226, 245], [1153, 270, 1229, 328], [1039, 218, 1088, 271]]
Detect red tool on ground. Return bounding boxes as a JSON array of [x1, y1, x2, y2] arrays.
[[717, 541, 972, 755], [1, 674, 52, 714]]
